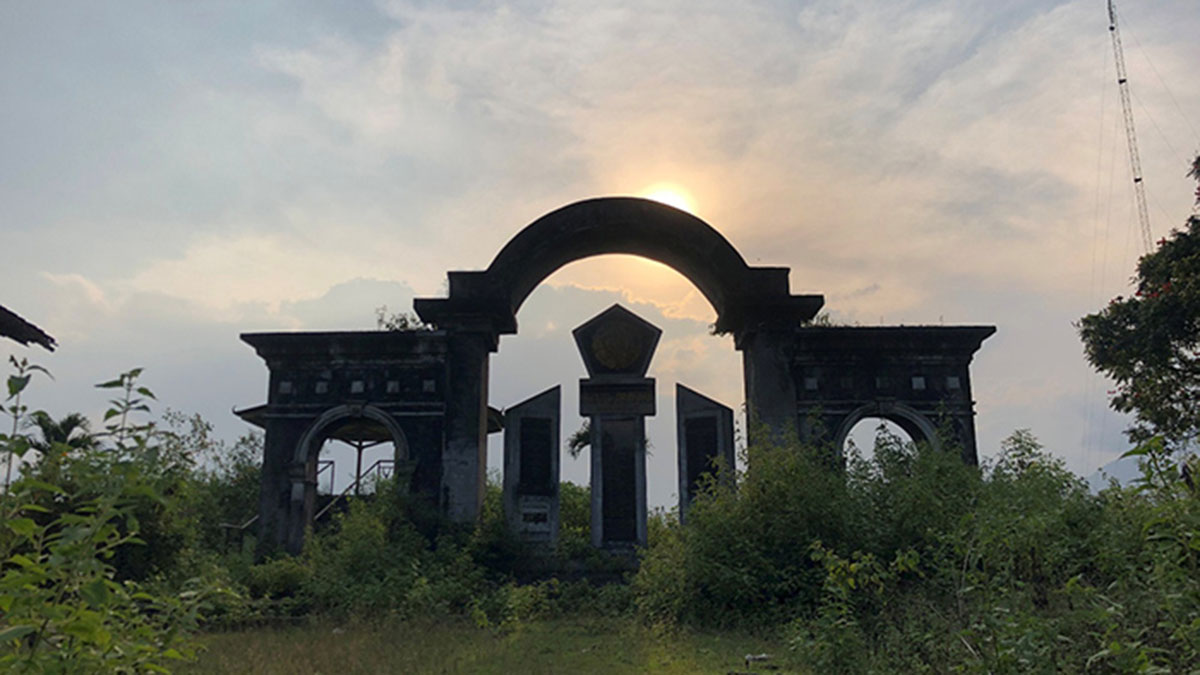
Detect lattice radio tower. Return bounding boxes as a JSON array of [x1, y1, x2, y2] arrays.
[[1108, 0, 1153, 252]]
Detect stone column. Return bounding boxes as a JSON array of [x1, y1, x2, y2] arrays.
[[256, 418, 305, 557], [738, 328, 799, 443], [590, 416, 648, 548], [441, 329, 493, 524], [285, 459, 316, 555]]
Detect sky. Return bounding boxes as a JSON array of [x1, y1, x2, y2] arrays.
[[3, 0, 1198, 508]]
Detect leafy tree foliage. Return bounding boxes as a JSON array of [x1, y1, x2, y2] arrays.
[[1078, 155, 1200, 448], [27, 411, 97, 455]]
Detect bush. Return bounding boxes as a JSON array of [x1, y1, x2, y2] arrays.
[[633, 427, 1200, 671], [556, 481, 592, 559], [636, 432, 871, 627], [0, 481, 207, 671], [0, 364, 209, 670]]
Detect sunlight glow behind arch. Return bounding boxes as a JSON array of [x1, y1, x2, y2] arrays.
[[640, 183, 697, 215]]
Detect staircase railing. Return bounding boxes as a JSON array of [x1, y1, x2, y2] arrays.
[[220, 459, 397, 543], [312, 459, 396, 522], [315, 459, 335, 494]]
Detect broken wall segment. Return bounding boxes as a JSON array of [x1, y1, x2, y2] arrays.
[[503, 386, 561, 551], [676, 383, 735, 522], [791, 326, 996, 463]]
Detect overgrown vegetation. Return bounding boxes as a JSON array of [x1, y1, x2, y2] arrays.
[[0, 365, 208, 671], [4, 358, 1199, 671], [636, 426, 1200, 671]]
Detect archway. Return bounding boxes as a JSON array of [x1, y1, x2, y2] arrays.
[[843, 418, 914, 457], [414, 197, 824, 523], [415, 197, 822, 334], [295, 404, 411, 465], [833, 401, 941, 457], [242, 198, 994, 552], [484, 255, 742, 513], [285, 404, 413, 551]]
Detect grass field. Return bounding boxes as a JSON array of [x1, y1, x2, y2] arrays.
[[180, 616, 805, 674]]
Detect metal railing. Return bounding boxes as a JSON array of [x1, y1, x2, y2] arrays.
[[313, 459, 395, 522], [315, 459, 335, 494], [219, 459, 396, 542]]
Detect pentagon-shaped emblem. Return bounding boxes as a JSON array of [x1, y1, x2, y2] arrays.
[[572, 304, 662, 378]]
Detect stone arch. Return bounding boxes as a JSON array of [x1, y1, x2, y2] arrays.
[[415, 197, 821, 334], [489, 198, 758, 318], [833, 401, 941, 454]]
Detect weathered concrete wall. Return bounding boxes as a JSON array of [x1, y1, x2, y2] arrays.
[[790, 326, 995, 463], [503, 386, 561, 550], [241, 330, 451, 555], [676, 384, 734, 522]]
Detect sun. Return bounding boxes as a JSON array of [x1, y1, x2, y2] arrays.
[[640, 184, 696, 215]]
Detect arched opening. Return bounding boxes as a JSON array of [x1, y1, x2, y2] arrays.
[[486, 254, 743, 514], [835, 402, 940, 469], [293, 405, 412, 527], [842, 418, 919, 466], [316, 420, 401, 497]]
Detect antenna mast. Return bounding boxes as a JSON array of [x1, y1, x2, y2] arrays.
[[1108, 0, 1153, 252]]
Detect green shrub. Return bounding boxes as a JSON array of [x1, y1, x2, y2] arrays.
[[246, 557, 312, 600], [0, 363, 208, 670], [556, 481, 592, 559], [631, 425, 1200, 671], [0, 481, 205, 671], [636, 433, 868, 627]]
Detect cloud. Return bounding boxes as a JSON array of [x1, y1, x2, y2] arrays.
[[42, 272, 109, 309], [121, 233, 421, 319], [5, 0, 1197, 491]]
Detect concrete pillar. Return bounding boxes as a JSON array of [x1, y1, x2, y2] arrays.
[[441, 330, 492, 523], [256, 419, 305, 557], [738, 328, 799, 442], [285, 460, 315, 555], [590, 416, 647, 549]]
